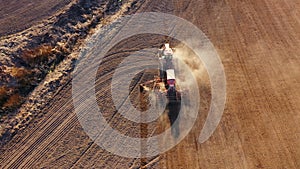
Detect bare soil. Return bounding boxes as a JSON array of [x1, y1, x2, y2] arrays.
[[0, 0, 299, 168], [0, 0, 72, 36]]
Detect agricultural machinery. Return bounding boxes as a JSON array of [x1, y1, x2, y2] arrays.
[[138, 43, 185, 137], [139, 43, 181, 104]]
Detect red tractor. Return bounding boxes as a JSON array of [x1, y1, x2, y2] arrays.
[[139, 43, 184, 137], [140, 43, 181, 105]]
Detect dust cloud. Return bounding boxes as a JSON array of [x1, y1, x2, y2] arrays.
[[173, 43, 210, 89]]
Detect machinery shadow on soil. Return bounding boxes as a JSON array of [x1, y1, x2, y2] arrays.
[[167, 100, 181, 138]]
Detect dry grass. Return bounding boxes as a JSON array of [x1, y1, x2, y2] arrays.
[[0, 86, 22, 111], [3, 93, 22, 109], [0, 45, 54, 113], [10, 67, 30, 79], [22, 45, 53, 65], [0, 86, 9, 106], [8, 66, 32, 87], [0, 68, 32, 113]]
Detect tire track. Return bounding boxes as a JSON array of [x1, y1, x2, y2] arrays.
[[2, 0, 300, 168], [1, 0, 164, 168], [2, 49, 154, 168], [6, 88, 74, 168], [69, 69, 148, 168], [0, 0, 72, 36], [0, 80, 72, 165]]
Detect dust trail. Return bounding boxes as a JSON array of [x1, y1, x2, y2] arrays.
[[173, 43, 210, 89], [169, 42, 213, 138]]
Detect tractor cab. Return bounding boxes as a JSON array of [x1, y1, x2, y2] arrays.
[[158, 43, 175, 80], [159, 43, 174, 60]]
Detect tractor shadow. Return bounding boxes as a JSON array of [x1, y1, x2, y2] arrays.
[[167, 100, 181, 138]]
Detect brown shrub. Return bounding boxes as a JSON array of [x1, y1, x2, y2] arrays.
[[6, 67, 34, 95], [0, 86, 9, 106], [22, 45, 53, 65], [10, 67, 30, 79], [3, 93, 22, 109]]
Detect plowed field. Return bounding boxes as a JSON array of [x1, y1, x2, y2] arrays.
[[0, 0, 299, 168]]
